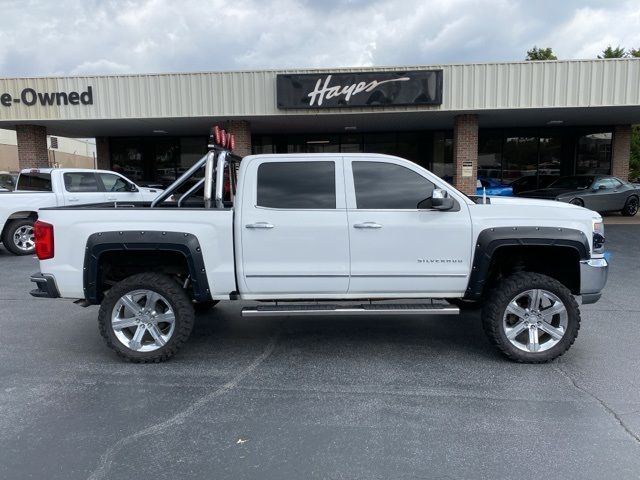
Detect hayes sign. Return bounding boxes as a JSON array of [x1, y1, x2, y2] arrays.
[[0, 86, 93, 107], [277, 71, 442, 109]]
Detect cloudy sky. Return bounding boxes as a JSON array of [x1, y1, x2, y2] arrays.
[[0, 0, 639, 77]]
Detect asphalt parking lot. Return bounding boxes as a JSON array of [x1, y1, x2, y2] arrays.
[[1, 226, 639, 480]]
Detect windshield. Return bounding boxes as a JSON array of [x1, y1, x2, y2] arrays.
[[548, 176, 594, 190]]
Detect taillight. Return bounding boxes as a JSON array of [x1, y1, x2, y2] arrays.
[[34, 220, 54, 260]]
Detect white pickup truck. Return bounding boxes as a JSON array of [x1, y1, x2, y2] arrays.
[[30, 144, 609, 364], [0, 168, 161, 255]]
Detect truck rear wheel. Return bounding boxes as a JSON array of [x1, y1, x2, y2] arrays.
[[482, 272, 580, 363], [2, 219, 36, 255], [98, 273, 195, 363]]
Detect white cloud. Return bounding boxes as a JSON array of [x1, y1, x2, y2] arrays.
[[70, 59, 132, 76], [0, 0, 638, 77]]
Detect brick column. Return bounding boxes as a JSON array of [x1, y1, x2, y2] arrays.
[[452, 114, 479, 195], [96, 137, 111, 170], [225, 120, 251, 157], [16, 125, 49, 169], [611, 125, 631, 181]]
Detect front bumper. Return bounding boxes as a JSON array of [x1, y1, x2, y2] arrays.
[[30, 272, 60, 299], [579, 258, 608, 304]]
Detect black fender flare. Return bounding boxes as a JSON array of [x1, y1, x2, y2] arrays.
[[83, 230, 211, 304], [465, 226, 590, 300]]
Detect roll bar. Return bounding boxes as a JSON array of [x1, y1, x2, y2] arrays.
[[150, 147, 242, 209]]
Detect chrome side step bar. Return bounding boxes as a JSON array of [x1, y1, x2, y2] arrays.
[[242, 303, 460, 317]]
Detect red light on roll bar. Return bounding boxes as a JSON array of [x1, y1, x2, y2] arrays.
[[213, 126, 221, 145], [229, 134, 236, 151], [220, 129, 227, 147]]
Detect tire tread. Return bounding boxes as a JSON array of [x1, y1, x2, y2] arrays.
[[482, 272, 580, 363], [97, 272, 194, 363]]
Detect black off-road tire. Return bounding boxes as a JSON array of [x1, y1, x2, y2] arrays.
[[481, 272, 580, 363], [193, 300, 220, 314], [621, 195, 639, 216], [98, 273, 195, 363], [2, 218, 35, 255]]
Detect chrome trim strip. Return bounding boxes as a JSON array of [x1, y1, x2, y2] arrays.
[[351, 274, 468, 278], [246, 274, 349, 278], [245, 274, 467, 278]]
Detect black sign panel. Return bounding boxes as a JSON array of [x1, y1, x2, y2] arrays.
[[277, 70, 442, 109]]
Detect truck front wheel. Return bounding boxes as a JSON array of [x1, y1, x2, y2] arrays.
[[2, 219, 36, 255], [482, 272, 580, 363], [98, 273, 195, 363]]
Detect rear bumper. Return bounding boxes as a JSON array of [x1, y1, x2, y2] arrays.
[[579, 258, 608, 304], [29, 272, 60, 299]]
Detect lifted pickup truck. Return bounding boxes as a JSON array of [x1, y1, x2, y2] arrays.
[[0, 168, 161, 255], [30, 143, 608, 363]]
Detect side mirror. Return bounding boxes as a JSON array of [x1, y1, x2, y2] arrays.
[[426, 188, 454, 211], [128, 183, 139, 192]]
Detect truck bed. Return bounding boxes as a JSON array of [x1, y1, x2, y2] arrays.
[[37, 205, 236, 299]]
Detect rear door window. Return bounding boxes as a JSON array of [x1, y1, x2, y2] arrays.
[[257, 161, 336, 209], [63, 172, 101, 192], [16, 172, 52, 191]]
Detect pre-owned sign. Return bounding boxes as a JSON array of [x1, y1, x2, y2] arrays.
[[0, 86, 93, 107], [277, 71, 442, 109]]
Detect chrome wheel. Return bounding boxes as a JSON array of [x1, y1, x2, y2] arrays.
[[111, 289, 176, 352], [502, 289, 568, 353], [13, 225, 35, 252]]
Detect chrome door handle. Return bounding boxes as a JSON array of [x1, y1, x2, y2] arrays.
[[354, 222, 382, 229], [67, 197, 79, 202], [106, 196, 117, 201], [245, 222, 274, 229]]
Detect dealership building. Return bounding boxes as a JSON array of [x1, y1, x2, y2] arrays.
[[0, 58, 639, 194]]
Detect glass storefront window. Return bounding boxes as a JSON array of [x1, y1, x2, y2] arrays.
[[432, 132, 453, 182], [478, 133, 502, 181], [502, 135, 538, 183], [576, 132, 612, 175], [538, 136, 562, 177]]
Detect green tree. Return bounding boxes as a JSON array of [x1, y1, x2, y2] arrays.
[[630, 125, 640, 181], [629, 48, 640, 58], [598, 45, 626, 58], [526, 46, 557, 61]]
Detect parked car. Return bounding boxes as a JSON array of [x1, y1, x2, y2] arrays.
[[510, 175, 558, 195], [0, 171, 18, 191], [476, 177, 512, 196], [0, 168, 162, 255], [30, 144, 608, 364], [517, 175, 640, 215]]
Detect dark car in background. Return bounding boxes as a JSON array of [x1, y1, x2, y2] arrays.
[[510, 174, 558, 195], [517, 175, 640, 215]]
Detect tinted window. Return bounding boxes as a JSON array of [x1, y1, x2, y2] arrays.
[[352, 161, 434, 209], [549, 176, 594, 190], [99, 173, 129, 192], [63, 172, 100, 192], [594, 178, 620, 190], [16, 172, 52, 191], [257, 162, 335, 209]]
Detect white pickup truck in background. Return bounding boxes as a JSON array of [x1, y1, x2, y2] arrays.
[[30, 137, 609, 364], [0, 168, 161, 255]]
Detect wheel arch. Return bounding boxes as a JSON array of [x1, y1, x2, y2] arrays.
[[1, 211, 38, 238], [465, 227, 590, 300], [83, 230, 212, 305]]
